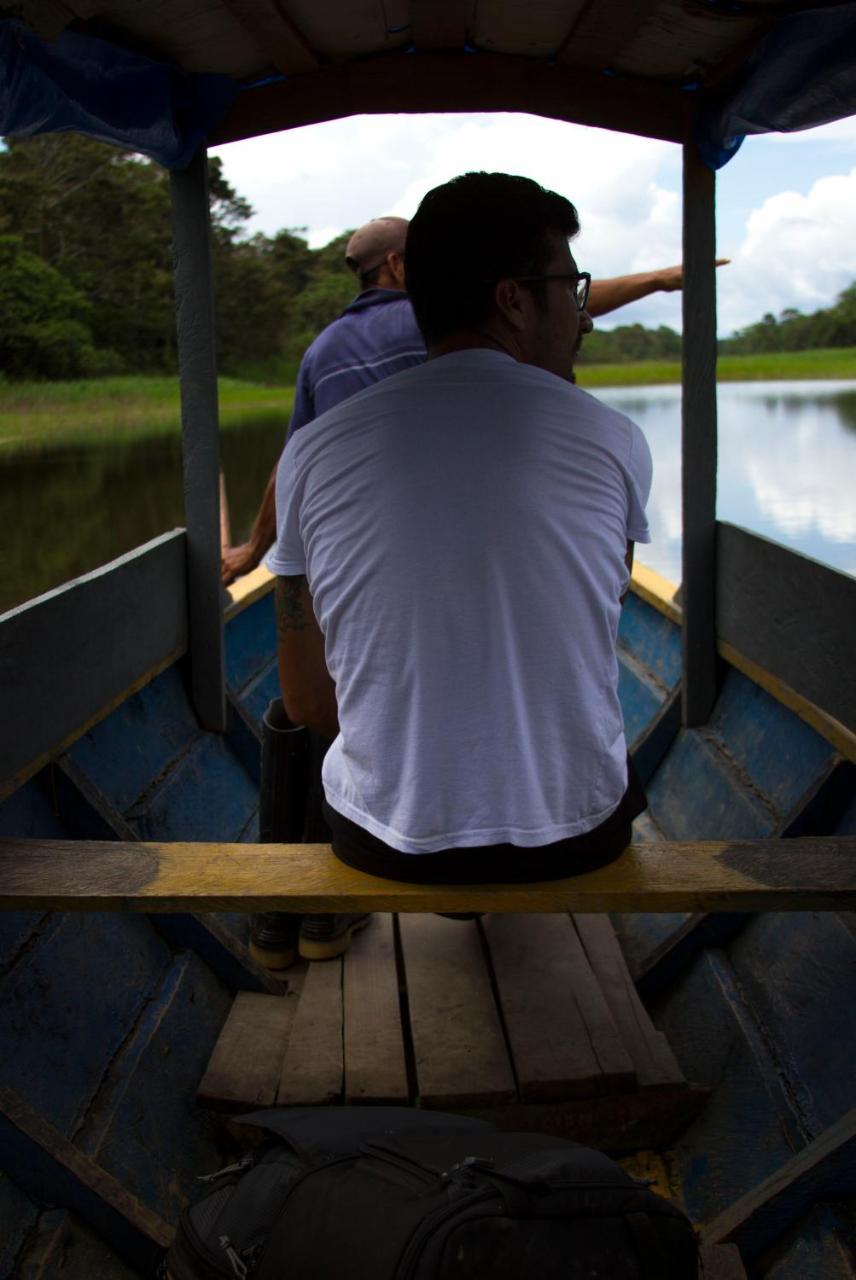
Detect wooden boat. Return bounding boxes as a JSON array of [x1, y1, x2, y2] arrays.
[[2, 3, 856, 1277]]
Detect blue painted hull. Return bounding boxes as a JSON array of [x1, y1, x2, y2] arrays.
[[1, 583, 854, 1277]]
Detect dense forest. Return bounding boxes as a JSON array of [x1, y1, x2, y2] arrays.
[[1, 135, 855, 380], [0, 135, 354, 380]]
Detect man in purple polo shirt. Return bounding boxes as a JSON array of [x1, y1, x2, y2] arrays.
[[221, 217, 706, 585]]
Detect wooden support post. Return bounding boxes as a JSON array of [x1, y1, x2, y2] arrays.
[[170, 148, 226, 732], [681, 138, 719, 727]]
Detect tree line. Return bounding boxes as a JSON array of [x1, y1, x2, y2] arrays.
[[0, 135, 356, 380], [1, 135, 854, 381]]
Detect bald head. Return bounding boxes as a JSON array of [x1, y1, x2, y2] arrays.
[[345, 216, 409, 290]]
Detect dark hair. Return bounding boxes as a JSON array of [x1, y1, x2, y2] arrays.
[[404, 172, 580, 345]]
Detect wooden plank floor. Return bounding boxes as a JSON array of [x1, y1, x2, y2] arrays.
[[199, 913, 709, 1149]]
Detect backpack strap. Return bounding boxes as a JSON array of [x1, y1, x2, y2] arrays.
[[625, 1211, 670, 1279]]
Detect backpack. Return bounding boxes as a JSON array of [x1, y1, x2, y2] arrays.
[[164, 1106, 698, 1279]]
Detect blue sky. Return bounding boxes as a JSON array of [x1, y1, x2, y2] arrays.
[[211, 111, 856, 338]]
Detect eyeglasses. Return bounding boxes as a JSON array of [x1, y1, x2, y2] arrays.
[[514, 270, 591, 312]]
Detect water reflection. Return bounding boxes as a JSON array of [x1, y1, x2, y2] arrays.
[[0, 419, 283, 614], [597, 380, 856, 583]]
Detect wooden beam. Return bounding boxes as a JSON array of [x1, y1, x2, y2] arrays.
[[221, 0, 320, 74], [0, 837, 853, 914], [0, 1085, 172, 1271], [717, 523, 856, 733], [681, 136, 719, 726], [210, 51, 689, 147], [0, 532, 187, 801], [169, 149, 226, 732], [703, 1108, 856, 1263]]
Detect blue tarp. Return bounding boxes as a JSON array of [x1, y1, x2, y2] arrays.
[[0, 19, 238, 169], [698, 2, 856, 168]]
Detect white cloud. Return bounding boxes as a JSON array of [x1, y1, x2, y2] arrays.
[[212, 112, 855, 338], [211, 111, 680, 266], [718, 165, 856, 334]]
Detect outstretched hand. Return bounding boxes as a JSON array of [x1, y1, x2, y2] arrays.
[[657, 258, 730, 292]]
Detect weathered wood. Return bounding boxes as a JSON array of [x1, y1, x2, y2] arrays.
[[717, 523, 856, 733], [210, 51, 689, 148], [461, 1082, 711, 1152], [556, 0, 652, 68], [633, 557, 856, 762], [2, 837, 853, 914], [343, 913, 408, 1104], [703, 1108, 856, 1263], [634, 757, 856, 999], [700, 1243, 748, 1279], [573, 914, 685, 1087], [631, 684, 682, 787], [169, 148, 226, 733], [198, 991, 296, 1109], [482, 914, 634, 1100], [0, 1085, 173, 1272], [0, 533, 187, 800], [681, 137, 719, 727], [277, 958, 343, 1104], [220, 0, 320, 73], [399, 915, 515, 1108], [411, 0, 468, 49]]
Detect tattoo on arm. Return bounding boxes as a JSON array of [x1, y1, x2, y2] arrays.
[[275, 575, 309, 636]]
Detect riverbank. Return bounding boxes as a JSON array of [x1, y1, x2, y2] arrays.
[[577, 346, 856, 388], [2, 349, 854, 451], [0, 376, 293, 452]]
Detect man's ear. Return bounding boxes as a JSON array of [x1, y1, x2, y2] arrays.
[[387, 251, 407, 289], [494, 278, 530, 332]]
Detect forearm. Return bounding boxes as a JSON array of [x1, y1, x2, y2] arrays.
[[588, 267, 681, 318], [589, 259, 727, 318], [246, 465, 278, 555], [275, 575, 339, 740], [221, 464, 278, 583]]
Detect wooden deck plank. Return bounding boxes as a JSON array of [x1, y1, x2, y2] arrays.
[[399, 915, 516, 1109], [343, 914, 409, 1104], [482, 914, 634, 1101], [198, 991, 296, 1109], [277, 958, 343, 1105], [700, 1243, 748, 1278], [1, 838, 853, 914], [573, 914, 685, 1088]]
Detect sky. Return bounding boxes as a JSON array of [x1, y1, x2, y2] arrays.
[[210, 110, 856, 338]]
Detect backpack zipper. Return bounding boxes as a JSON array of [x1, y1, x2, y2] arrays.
[[197, 1155, 256, 1184], [396, 1183, 500, 1279]]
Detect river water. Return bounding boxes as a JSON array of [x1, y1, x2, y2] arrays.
[[598, 380, 856, 583], [2, 380, 855, 614]]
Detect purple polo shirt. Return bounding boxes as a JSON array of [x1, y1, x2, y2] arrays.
[[287, 289, 426, 436]]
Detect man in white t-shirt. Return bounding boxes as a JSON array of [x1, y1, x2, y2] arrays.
[[268, 171, 652, 955]]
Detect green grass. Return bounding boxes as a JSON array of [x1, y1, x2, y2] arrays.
[[0, 375, 294, 452], [2, 349, 854, 451], [577, 347, 856, 388]]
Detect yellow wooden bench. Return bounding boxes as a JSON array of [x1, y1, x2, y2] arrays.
[[1, 836, 853, 913]]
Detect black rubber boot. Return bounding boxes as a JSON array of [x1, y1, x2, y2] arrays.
[[248, 699, 308, 970]]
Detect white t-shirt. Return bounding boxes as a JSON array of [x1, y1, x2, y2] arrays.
[[269, 349, 652, 854]]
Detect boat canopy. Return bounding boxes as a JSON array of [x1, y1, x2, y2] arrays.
[[2, 1, 856, 168]]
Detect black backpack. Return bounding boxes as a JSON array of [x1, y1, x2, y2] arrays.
[[165, 1107, 698, 1279]]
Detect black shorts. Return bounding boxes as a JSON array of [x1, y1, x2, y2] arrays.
[[323, 757, 647, 884]]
